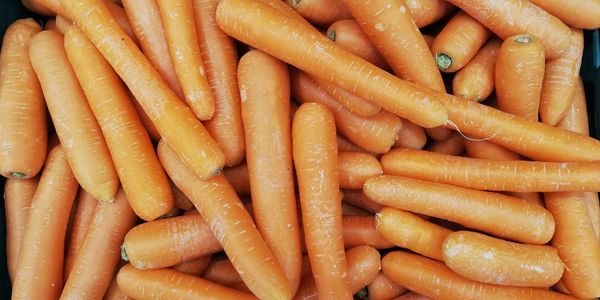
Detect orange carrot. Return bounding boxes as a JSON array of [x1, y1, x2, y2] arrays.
[[464, 140, 521, 161], [312, 75, 381, 117], [495, 34, 546, 121], [172, 255, 212, 276], [432, 11, 491, 72], [194, 0, 246, 166], [293, 275, 318, 300], [22, 0, 55, 15], [61, 0, 225, 179], [216, 0, 448, 129], [382, 251, 576, 300], [422, 34, 434, 48], [117, 264, 257, 300], [539, 28, 584, 125], [343, 215, 395, 249], [452, 38, 501, 102], [104, 262, 132, 300], [364, 175, 555, 244], [129, 93, 161, 142], [170, 180, 194, 211], [424, 127, 452, 142], [376, 207, 452, 260], [287, 0, 352, 26], [381, 148, 600, 192], [338, 152, 383, 190], [404, 0, 455, 28], [326, 19, 389, 70], [345, 245, 382, 294], [394, 292, 432, 300], [64, 190, 98, 279], [445, 0, 571, 59], [55, 15, 73, 34], [221, 163, 251, 195], [528, 0, 600, 30], [30, 30, 118, 202], [4, 176, 39, 281], [368, 272, 407, 300], [45, 18, 57, 30], [202, 256, 243, 286], [103, 0, 137, 43], [557, 77, 591, 135], [0, 19, 46, 179], [427, 131, 465, 156], [342, 202, 371, 216], [342, 190, 384, 213], [394, 119, 427, 150], [337, 135, 377, 156], [292, 102, 351, 299], [291, 69, 403, 154], [12, 144, 79, 300]]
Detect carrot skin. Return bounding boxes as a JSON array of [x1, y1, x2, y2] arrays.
[[63, 190, 98, 279], [343, 215, 395, 249], [287, 0, 352, 27], [338, 152, 383, 190], [368, 272, 407, 300], [172, 255, 212, 276], [528, 0, 600, 30], [326, 19, 389, 70], [404, 0, 455, 28], [452, 38, 501, 102]]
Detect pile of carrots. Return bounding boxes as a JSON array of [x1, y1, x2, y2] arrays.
[[2, 0, 600, 299]]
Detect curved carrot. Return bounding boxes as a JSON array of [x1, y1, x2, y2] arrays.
[[394, 119, 427, 150], [345, 245, 381, 294], [312, 75, 381, 117], [216, 0, 448, 129], [172, 255, 212, 276], [405, 0, 455, 28], [342, 190, 384, 213], [539, 28, 584, 125], [368, 272, 407, 300], [292, 102, 351, 299], [337, 135, 376, 156], [445, 0, 571, 59], [343, 215, 394, 249], [364, 175, 555, 244], [287, 0, 352, 26], [64, 190, 97, 279], [427, 131, 465, 156], [0, 19, 46, 179], [382, 251, 576, 300], [222, 163, 251, 195], [528, 0, 600, 30], [61, 0, 225, 179], [381, 148, 600, 192], [203, 256, 243, 286], [326, 19, 389, 70], [30, 30, 118, 202], [452, 38, 501, 102], [338, 152, 383, 190], [432, 11, 491, 72], [12, 144, 79, 300]]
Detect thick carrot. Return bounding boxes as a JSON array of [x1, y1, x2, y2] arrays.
[[291, 70, 403, 154], [539, 29, 584, 125], [238, 49, 302, 295], [287, 0, 352, 26], [495, 34, 546, 121], [376, 207, 452, 260], [442, 231, 564, 288], [432, 11, 491, 72], [292, 102, 351, 299], [326, 19, 389, 70], [4, 176, 38, 281], [394, 119, 427, 150], [29, 30, 118, 202], [342, 190, 384, 213], [173, 255, 212, 276], [427, 131, 465, 156], [368, 272, 407, 300], [404, 0, 455, 28], [117, 264, 257, 300], [312, 75, 381, 117], [343, 215, 395, 249], [122, 213, 222, 269], [382, 251, 576, 300], [0, 19, 46, 179], [221, 163, 251, 195], [61, 188, 138, 299], [381, 148, 600, 192], [528, 0, 600, 30], [364, 175, 555, 244], [343, 0, 446, 93], [445, 0, 571, 59], [216, 0, 447, 129], [63, 190, 98, 279], [452, 38, 501, 102], [203, 256, 243, 286], [11, 144, 79, 300], [338, 152, 383, 190], [60, 0, 225, 179], [337, 135, 376, 156]]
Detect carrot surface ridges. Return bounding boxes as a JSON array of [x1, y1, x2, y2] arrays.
[[528, 0, 600, 30]]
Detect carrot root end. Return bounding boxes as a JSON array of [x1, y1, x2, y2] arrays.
[[327, 30, 336, 41], [514, 36, 533, 44], [435, 53, 452, 70], [9, 172, 27, 178], [121, 244, 129, 261]]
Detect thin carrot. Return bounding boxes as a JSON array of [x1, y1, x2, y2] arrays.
[[117, 264, 257, 300], [404, 0, 455, 28], [394, 119, 427, 150], [64, 190, 98, 279], [432, 11, 491, 72], [172, 255, 212, 276], [452, 38, 501, 102], [381, 148, 600, 192], [326, 19, 389, 70], [61, 0, 225, 179], [427, 131, 465, 156], [394, 292, 433, 300], [29, 30, 119, 202], [376, 207, 452, 261], [221, 163, 251, 195], [539, 28, 584, 125], [364, 175, 555, 244], [338, 152, 383, 190], [4, 176, 39, 281], [292, 102, 351, 299], [557, 77, 591, 135], [103, 0, 137, 43], [528, 0, 600, 30], [342, 190, 384, 213], [12, 144, 79, 300], [337, 135, 376, 156], [203, 256, 243, 286], [0, 18, 46, 179], [312, 75, 381, 117], [424, 127, 452, 142], [287, 0, 352, 27], [368, 272, 407, 300], [55, 15, 72, 34], [291, 69, 403, 154], [382, 251, 576, 300], [464, 140, 521, 161], [343, 215, 395, 249], [216, 0, 448, 129]]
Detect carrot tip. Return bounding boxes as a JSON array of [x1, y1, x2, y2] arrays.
[[327, 30, 336, 41], [9, 172, 27, 178], [514, 36, 532, 44], [435, 53, 452, 70], [120, 244, 129, 261]]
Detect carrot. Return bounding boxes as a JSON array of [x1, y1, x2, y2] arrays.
[[238, 49, 302, 295], [63, 190, 98, 279], [464, 140, 521, 161], [54, 15, 73, 34], [60, 0, 225, 179], [557, 77, 591, 135], [4, 176, 39, 281], [121, 0, 184, 99], [61, 188, 138, 299], [427, 131, 465, 156], [11, 144, 79, 300], [29, 30, 119, 202], [343, 215, 395, 249], [312, 75, 381, 117], [394, 292, 432, 300], [376, 207, 452, 261], [103, 0, 137, 43], [539, 28, 584, 125], [170, 180, 194, 211], [172, 255, 212, 276], [381, 148, 600, 192], [221, 163, 251, 195], [216, 0, 448, 129], [342, 203, 371, 216], [45, 18, 57, 30], [342, 190, 384, 213], [528, 0, 600, 30], [452, 38, 501, 102], [0, 19, 46, 179], [345, 245, 382, 294], [122, 213, 222, 269], [338, 152, 383, 190], [584, 192, 600, 240], [337, 135, 376, 156], [343, 0, 446, 93], [22, 0, 55, 15], [404, 0, 455, 28], [293, 275, 318, 300], [326, 19, 389, 70], [203, 256, 244, 286], [495, 34, 546, 121], [291, 70, 403, 154], [382, 251, 576, 300], [394, 119, 427, 150], [287, 0, 352, 27], [442, 231, 564, 288], [117, 264, 257, 300], [368, 272, 407, 300], [364, 175, 555, 244], [292, 102, 351, 299], [104, 262, 132, 300], [424, 127, 452, 142], [432, 11, 491, 72], [129, 93, 161, 142]]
